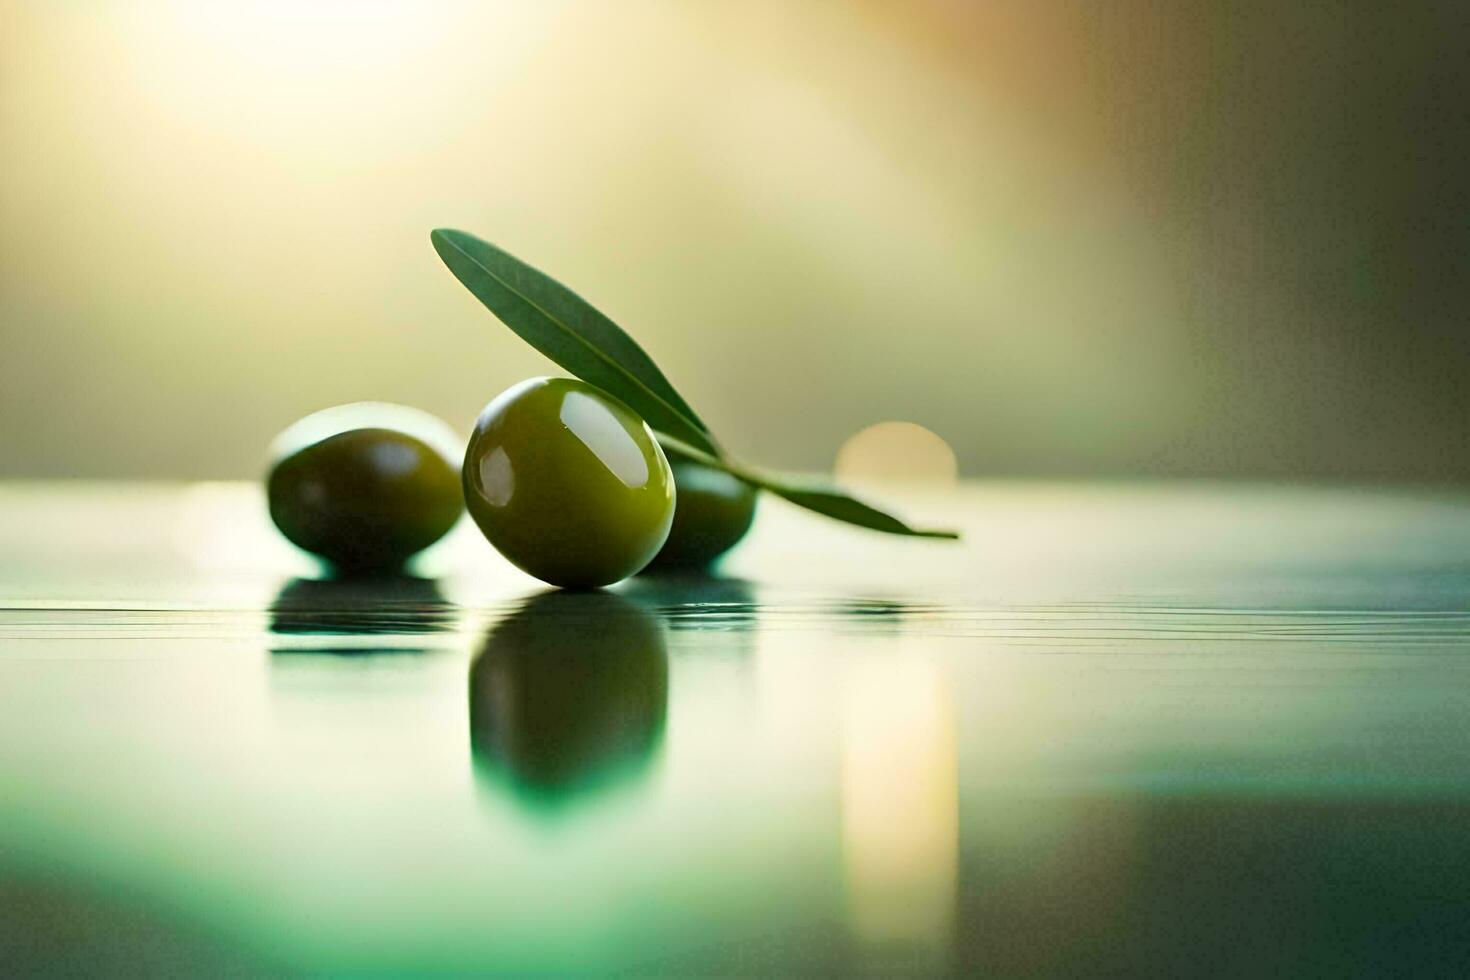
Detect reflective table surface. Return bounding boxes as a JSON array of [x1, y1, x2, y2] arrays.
[[3, 481, 1470, 976]]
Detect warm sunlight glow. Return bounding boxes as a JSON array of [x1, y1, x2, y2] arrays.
[[160, 1, 475, 78], [841, 656, 958, 953]]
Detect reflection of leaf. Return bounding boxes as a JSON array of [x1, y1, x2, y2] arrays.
[[431, 229, 717, 456], [433, 229, 959, 540]]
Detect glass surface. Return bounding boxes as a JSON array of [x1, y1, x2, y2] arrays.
[[3, 481, 1470, 975]]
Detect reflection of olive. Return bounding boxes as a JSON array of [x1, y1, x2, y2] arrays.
[[269, 575, 454, 637], [469, 591, 667, 805], [622, 574, 756, 628], [642, 439, 757, 572], [267, 403, 463, 574]]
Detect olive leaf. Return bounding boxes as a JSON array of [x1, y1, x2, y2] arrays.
[[431, 229, 718, 456], [659, 437, 959, 540], [432, 228, 960, 540], [757, 482, 960, 539]]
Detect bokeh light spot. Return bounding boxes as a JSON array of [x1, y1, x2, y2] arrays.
[[834, 422, 958, 488]]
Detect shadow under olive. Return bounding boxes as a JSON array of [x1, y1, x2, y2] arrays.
[[267, 405, 463, 573]]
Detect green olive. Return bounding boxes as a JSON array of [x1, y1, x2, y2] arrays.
[[469, 591, 667, 806], [267, 403, 463, 573], [641, 439, 758, 572], [462, 377, 675, 589]]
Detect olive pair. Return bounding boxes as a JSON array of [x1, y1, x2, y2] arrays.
[[267, 379, 756, 586]]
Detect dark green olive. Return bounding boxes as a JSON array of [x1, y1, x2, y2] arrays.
[[469, 591, 667, 806], [463, 377, 675, 589], [267, 403, 463, 573], [641, 439, 757, 571]]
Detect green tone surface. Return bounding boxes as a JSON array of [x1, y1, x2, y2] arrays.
[[463, 378, 675, 588], [4, 481, 1470, 975], [267, 403, 463, 573]]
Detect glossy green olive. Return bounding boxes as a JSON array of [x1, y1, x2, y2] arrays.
[[463, 377, 675, 589], [641, 439, 758, 571], [267, 403, 463, 573], [469, 591, 667, 806]]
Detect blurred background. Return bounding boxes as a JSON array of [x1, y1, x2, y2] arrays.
[[2, 0, 1466, 482]]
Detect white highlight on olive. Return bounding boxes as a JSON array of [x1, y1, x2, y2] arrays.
[[478, 447, 515, 508], [368, 440, 419, 478], [269, 401, 462, 463], [559, 391, 650, 489]]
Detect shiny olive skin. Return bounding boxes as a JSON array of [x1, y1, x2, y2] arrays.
[[469, 591, 667, 806], [463, 377, 675, 589], [267, 403, 463, 573], [642, 440, 758, 572]]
